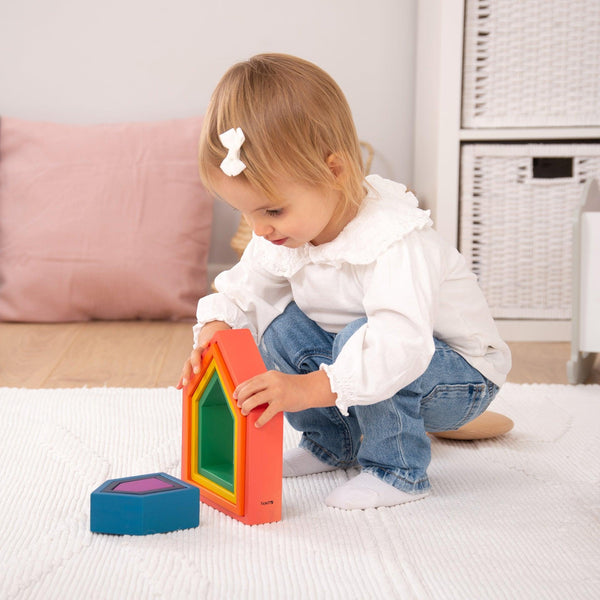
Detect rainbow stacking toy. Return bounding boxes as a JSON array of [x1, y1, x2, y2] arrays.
[[181, 329, 283, 525]]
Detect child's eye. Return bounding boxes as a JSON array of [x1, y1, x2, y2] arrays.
[[265, 208, 282, 217]]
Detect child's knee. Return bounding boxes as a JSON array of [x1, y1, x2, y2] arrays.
[[260, 303, 335, 373]]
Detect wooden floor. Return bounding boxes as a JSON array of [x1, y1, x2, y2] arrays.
[[0, 321, 599, 388]]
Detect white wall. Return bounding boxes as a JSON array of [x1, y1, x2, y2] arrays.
[[0, 0, 417, 274]]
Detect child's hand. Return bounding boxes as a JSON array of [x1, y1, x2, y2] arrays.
[[176, 321, 231, 389], [233, 369, 337, 428]]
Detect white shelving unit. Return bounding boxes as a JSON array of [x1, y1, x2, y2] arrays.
[[413, 0, 600, 341]]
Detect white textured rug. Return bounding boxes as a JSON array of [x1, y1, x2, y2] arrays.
[[1, 383, 598, 599]]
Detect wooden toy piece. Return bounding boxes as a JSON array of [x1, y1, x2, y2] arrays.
[[430, 411, 514, 440], [90, 472, 199, 535], [181, 329, 283, 525]]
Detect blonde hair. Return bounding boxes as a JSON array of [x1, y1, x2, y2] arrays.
[[199, 53, 365, 208]]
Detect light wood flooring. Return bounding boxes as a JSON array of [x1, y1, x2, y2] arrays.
[[1, 321, 599, 388]]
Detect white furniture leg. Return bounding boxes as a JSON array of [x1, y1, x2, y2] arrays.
[[567, 179, 600, 384]]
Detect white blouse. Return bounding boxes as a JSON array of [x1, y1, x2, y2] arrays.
[[194, 175, 511, 415]]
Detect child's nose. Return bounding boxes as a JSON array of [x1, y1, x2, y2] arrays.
[[252, 218, 274, 238]]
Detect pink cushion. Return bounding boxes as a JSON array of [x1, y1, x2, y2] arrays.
[[0, 116, 212, 322]]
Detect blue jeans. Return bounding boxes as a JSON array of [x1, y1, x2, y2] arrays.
[[259, 302, 499, 493]]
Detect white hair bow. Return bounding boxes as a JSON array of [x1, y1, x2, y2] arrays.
[[219, 127, 246, 176]]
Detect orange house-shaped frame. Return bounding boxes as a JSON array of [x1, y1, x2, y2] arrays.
[[181, 329, 283, 525]]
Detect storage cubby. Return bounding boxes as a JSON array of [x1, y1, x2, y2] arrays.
[[414, 0, 600, 340], [460, 143, 600, 320]]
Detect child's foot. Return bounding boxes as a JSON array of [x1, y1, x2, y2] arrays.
[[282, 447, 338, 477], [325, 472, 429, 510]]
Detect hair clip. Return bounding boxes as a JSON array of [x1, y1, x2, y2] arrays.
[[219, 127, 246, 176]]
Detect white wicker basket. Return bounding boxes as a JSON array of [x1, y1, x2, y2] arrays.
[[460, 143, 600, 319], [462, 0, 600, 128]]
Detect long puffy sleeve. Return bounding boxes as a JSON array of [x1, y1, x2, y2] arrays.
[[192, 174, 510, 400], [321, 231, 443, 415], [193, 239, 293, 347]]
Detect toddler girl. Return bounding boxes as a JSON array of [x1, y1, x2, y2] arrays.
[[178, 53, 511, 510]]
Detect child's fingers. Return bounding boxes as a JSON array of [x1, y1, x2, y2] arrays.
[[234, 374, 283, 426], [233, 374, 268, 403], [176, 344, 210, 389], [189, 347, 203, 375], [177, 321, 230, 389], [178, 349, 204, 386], [254, 402, 279, 428], [176, 359, 193, 389], [237, 389, 278, 427], [238, 389, 269, 415]]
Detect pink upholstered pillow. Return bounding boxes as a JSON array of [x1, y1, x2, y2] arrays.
[[0, 116, 212, 322]]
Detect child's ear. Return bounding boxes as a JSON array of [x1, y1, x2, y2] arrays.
[[326, 153, 345, 179]]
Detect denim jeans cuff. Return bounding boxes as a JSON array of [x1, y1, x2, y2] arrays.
[[299, 436, 358, 470], [362, 466, 432, 494]]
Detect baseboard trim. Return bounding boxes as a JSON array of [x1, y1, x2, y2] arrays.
[[496, 319, 571, 342]]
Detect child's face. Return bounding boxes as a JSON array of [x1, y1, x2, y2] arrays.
[[213, 173, 349, 248]]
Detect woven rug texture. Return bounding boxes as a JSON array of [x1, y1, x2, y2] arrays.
[[0, 383, 598, 599]]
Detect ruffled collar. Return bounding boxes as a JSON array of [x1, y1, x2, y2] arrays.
[[246, 175, 432, 277]]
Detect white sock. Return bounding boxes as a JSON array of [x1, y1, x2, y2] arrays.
[[325, 472, 429, 510], [282, 447, 338, 477]]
